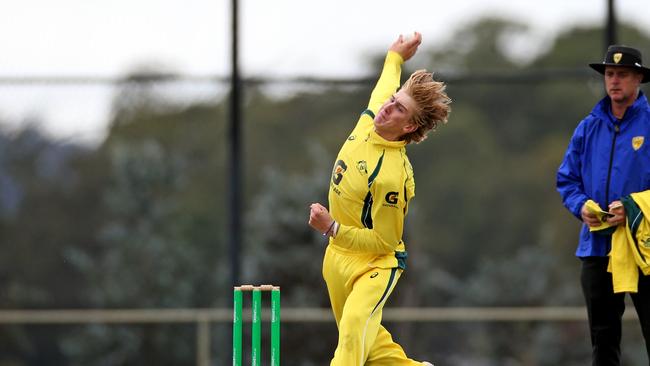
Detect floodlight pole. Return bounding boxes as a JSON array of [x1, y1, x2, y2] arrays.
[[228, 0, 242, 287], [606, 0, 617, 47]]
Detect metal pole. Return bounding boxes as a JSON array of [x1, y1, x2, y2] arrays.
[[229, 0, 242, 287], [606, 0, 617, 48], [196, 318, 210, 366]]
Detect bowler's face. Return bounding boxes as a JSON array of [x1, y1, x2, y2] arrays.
[[604, 66, 643, 105], [373, 90, 418, 141]]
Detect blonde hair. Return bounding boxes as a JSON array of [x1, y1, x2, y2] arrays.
[[401, 69, 451, 144]]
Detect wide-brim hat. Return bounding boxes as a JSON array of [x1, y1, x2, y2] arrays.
[[589, 45, 650, 83]]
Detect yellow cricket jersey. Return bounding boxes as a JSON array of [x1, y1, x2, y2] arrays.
[[328, 51, 415, 267], [608, 191, 650, 293]]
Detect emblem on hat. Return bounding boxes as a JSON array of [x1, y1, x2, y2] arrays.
[[613, 53, 622, 64]]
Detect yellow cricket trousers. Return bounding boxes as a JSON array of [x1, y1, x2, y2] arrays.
[[322, 244, 423, 366]]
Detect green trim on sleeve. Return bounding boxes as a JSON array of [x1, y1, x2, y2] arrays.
[[360, 151, 385, 229], [395, 251, 407, 270], [367, 151, 385, 187], [623, 195, 649, 265], [623, 196, 642, 238], [361, 192, 374, 229], [362, 109, 375, 119]]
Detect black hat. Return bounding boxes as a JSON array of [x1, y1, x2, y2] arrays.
[[589, 45, 650, 83]]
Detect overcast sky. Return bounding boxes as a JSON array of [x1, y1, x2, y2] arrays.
[[1, 0, 649, 144]]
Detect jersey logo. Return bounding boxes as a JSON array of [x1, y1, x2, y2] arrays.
[[370, 272, 379, 278], [332, 160, 347, 185], [385, 191, 399, 205], [633, 136, 645, 151], [383, 191, 399, 208], [356, 160, 368, 175], [642, 237, 650, 248]]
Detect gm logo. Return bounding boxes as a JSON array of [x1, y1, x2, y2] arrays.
[[385, 191, 399, 205]]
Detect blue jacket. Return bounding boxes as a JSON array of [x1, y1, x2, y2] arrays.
[[557, 91, 650, 257]]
